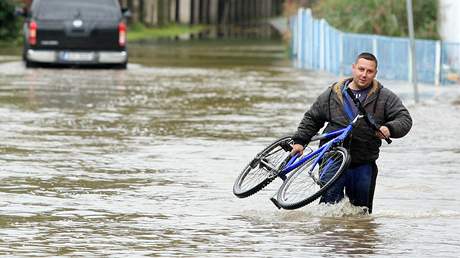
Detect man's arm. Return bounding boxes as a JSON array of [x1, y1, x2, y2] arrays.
[[383, 91, 412, 138]]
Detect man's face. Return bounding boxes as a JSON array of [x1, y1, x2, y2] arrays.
[[352, 58, 377, 89]]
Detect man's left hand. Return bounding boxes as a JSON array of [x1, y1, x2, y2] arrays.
[[377, 126, 391, 139]]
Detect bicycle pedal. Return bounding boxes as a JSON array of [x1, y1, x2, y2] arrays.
[[270, 197, 282, 209], [268, 170, 279, 179]]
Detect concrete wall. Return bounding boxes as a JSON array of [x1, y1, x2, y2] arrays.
[[21, 0, 282, 27], [119, 0, 282, 27], [178, 0, 191, 24], [439, 0, 460, 43]]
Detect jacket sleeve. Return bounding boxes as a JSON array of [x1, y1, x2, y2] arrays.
[[383, 90, 412, 138], [292, 88, 331, 145]]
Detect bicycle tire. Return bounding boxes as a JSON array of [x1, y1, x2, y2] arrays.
[[233, 136, 293, 198], [276, 147, 350, 210]]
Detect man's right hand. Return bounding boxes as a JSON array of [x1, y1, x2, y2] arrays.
[[291, 144, 305, 156]]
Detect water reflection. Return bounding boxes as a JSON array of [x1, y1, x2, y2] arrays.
[[0, 41, 459, 256], [312, 217, 381, 256]]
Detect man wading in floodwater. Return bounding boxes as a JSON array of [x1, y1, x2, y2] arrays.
[[290, 52, 412, 213]]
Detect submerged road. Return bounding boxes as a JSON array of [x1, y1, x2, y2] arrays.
[[0, 40, 459, 256]]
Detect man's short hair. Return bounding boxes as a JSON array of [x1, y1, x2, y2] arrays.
[[355, 52, 378, 69]]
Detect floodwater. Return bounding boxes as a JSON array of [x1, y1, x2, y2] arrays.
[[0, 40, 459, 257]]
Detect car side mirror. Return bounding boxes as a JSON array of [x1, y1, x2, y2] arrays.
[[121, 8, 131, 18], [15, 7, 28, 17]]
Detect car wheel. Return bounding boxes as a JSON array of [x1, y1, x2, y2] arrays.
[[25, 60, 38, 68], [22, 44, 28, 61], [114, 62, 127, 69]]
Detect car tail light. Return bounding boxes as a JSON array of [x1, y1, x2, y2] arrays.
[[118, 22, 126, 47], [29, 21, 37, 45]]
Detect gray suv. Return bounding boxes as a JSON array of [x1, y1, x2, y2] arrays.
[[22, 0, 129, 68]]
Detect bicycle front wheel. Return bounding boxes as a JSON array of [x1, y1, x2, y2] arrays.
[[276, 147, 350, 210], [233, 136, 293, 198]]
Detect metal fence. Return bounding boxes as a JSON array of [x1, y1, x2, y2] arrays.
[[291, 8, 460, 86]]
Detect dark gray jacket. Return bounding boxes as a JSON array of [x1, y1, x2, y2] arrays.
[[292, 78, 412, 164]]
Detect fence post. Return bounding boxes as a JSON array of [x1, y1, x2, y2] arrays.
[[303, 8, 309, 69], [339, 32, 344, 76], [297, 8, 303, 68], [406, 0, 419, 103], [435, 40, 441, 87], [325, 22, 330, 73], [372, 36, 378, 59], [291, 16, 297, 58], [320, 19, 325, 70], [313, 19, 319, 69], [407, 41, 412, 82], [306, 9, 313, 69]]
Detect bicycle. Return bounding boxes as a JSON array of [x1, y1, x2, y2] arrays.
[[233, 88, 392, 210]]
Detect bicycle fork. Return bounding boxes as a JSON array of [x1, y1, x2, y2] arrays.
[[270, 154, 331, 209], [269, 154, 300, 209]]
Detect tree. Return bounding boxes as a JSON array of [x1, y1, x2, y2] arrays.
[[312, 0, 439, 39], [0, 0, 20, 40]]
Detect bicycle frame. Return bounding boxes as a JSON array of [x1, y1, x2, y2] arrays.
[[277, 114, 363, 180]]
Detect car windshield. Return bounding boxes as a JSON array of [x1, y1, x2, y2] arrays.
[[36, 0, 120, 20]]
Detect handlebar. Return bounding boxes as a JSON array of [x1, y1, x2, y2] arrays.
[[346, 88, 392, 144]]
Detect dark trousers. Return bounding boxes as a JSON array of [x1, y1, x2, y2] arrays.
[[320, 162, 378, 213]]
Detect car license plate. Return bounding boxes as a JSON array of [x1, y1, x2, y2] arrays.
[[60, 51, 95, 62]]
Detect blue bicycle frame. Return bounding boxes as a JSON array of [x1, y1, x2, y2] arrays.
[[276, 114, 363, 181]]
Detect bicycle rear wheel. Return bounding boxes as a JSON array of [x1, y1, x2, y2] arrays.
[[276, 147, 350, 209], [233, 136, 293, 198]]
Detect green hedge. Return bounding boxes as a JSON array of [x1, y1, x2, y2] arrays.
[[312, 0, 439, 40], [0, 0, 20, 40]]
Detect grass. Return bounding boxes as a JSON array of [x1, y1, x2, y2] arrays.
[[0, 23, 207, 47], [0, 36, 22, 46], [127, 23, 207, 42], [0, 38, 23, 56]]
